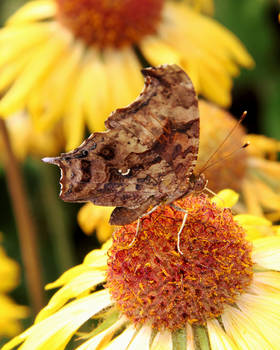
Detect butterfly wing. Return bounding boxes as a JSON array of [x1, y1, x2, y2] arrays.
[[43, 64, 199, 225]]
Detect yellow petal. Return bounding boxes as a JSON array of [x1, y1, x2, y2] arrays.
[[0, 50, 32, 91], [64, 60, 89, 150], [36, 270, 106, 322], [46, 248, 107, 289], [186, 323, 195, 350], [127, 325, 152, 350], [104, 325, 137, 350], [3, 290, 112, 350], [234, 214, 271, 227], [252, 237, 280, 270], [7, 0, 56, 25], [236, 292, 280, 348], [253, 271, 280, 293], [77, 203, 114, 238], [151, 330, 172, 350], [0, 23, 52, 68], [211, 189, 239, 208], [207, 319, 237, 350], [83, 51, 112, 133], [234, 214, 273, 240], [221, 305, 273, 349], [0, 33, 68, 117], [140, 36, 182, 66], [103, 48, 139, 112], [30, 41, 83, 131]]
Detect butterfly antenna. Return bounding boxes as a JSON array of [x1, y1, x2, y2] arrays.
[[200, 141, 250, 173], [198, 111, 247, 175]]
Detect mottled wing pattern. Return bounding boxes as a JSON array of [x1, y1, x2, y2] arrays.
[[43, 65, 199, 225]]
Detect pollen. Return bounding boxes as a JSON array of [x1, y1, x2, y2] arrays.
[[55, 0, 164, 48], [106, 194, 253, 330]]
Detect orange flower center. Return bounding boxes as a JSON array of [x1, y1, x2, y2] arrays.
[[55, 0, 164, 48], [107, 195, 253, 330]]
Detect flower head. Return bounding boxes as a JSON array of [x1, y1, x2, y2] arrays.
[[0, 0, 253, 151], [107, 194, 253, 329], [4, 191, 280, 349]]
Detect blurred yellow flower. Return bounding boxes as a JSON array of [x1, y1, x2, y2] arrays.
[[3, 191, 280, 350], [0, 235, 28, 338], [0, 0, 253, 150], [197, 100, 280, 221]]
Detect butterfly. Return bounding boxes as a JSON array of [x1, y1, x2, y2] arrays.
[[43, 64, 206, 227]]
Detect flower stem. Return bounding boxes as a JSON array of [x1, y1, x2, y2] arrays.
[[194, 325, 211, 350], [0, 118, 45, 313]]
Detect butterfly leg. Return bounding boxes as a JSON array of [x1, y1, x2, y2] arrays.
[[128, 205, 160, 248], [170, 204, 188, 255]]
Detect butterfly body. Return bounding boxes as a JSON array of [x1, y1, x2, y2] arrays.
[[43, 64, 205, 225]]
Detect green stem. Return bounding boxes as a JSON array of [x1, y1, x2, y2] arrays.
[[194, 325, 211, 350], [0, 118, 45, 313]]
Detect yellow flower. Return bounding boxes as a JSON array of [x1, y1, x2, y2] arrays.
[[4, 191, 280, 349], [0, 235, 29, 338], [0, 0, 253, 150], [197, 100, 280, 221]]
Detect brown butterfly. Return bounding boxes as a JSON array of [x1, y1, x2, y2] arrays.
[[43, 64, 206, 226]]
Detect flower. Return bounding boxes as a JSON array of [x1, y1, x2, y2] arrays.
[[197, 100, 280, 221], [0, 0, 253, 150], [4, 190, 280, 349], [0, 235, 29, 338]]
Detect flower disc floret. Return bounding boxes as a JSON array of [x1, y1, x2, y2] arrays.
[[107, 194, 253, 330], [56, 0, 164, 48]]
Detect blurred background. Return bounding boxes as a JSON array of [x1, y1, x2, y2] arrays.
[[0, 0, 279, 345]]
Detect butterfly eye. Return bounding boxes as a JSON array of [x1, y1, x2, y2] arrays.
[[99, 146, 115, 160], [81, 150, 88, 157]]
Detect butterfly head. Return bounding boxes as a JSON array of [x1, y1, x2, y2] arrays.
[[42, 137, 110, 202], [189, 172, 207, 193]]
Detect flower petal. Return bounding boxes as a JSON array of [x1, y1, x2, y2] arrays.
[[0, 32, 69, 116], [211, 189, 239, 208], [237, 292, 280, 348], [7, 0, 56, 25], [151, 330, 172, 350], [36, 270, 107, 322], [252, 237, 280, 270], [221, 305, 273, 349], [127, 325, 152, 350], [253, 271, 280, 291], [2, 290, 113, 350], [186, 324, 195, 350], [104, 325, 137, 350], [207, 319, 236, 350]]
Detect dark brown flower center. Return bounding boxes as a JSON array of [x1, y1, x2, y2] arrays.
[[107, 195, 253, 330], [56, 0, 164, 48]]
